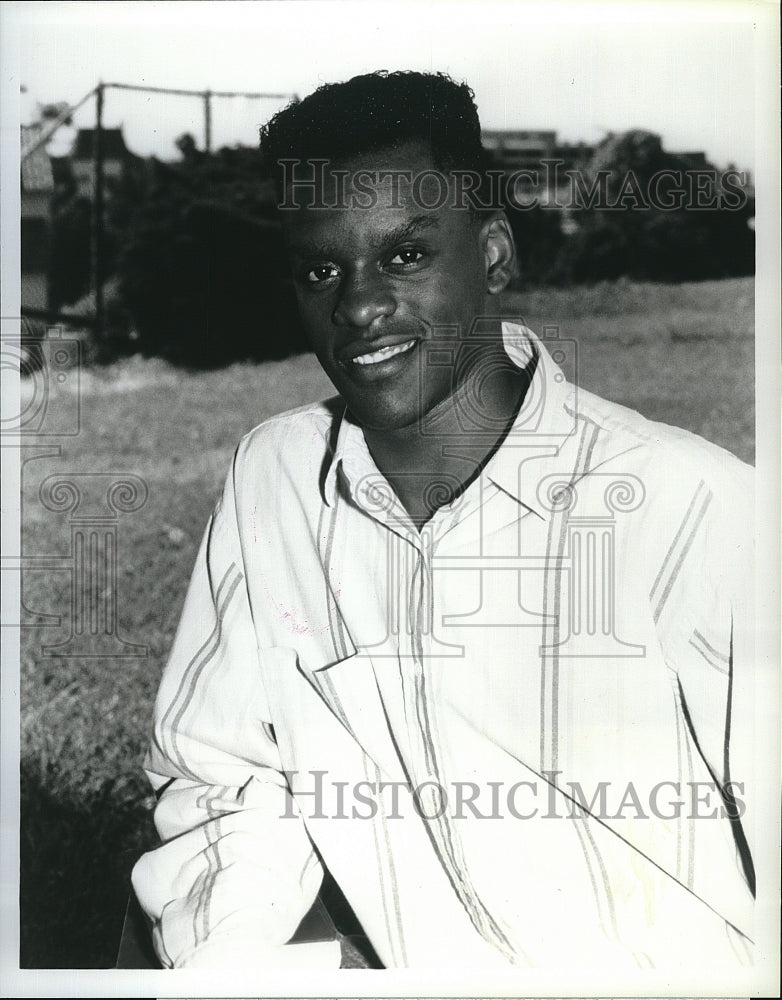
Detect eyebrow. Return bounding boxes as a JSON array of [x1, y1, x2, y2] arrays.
[[380, 214, 441, 248], [288, 213, 441, 260]]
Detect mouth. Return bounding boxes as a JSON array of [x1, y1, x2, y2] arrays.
[[333, 332, 424, 385], [349, 339, 417, 366]]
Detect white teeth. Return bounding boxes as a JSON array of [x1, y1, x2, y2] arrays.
[[352, 340, 416, 366]]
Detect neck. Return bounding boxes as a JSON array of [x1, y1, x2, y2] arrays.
[[362, 340, 536, 527]]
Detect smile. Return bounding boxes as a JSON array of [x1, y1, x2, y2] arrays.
[[350, 340, 417, 366]]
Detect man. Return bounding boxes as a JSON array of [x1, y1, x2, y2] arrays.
[[132, 71, 756, 970]]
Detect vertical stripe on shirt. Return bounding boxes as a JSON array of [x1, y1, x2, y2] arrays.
[[404, 545, 522, 965], [651, 481, 712, 623], [365, 756, 408, 966], [162, 563, 243, 781], [540, 414, 601, 773]]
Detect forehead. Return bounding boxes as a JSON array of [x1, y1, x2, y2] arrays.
[[280, 141, 474, 252]]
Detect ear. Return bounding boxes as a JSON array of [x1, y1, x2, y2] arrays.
[[481, 214, 517, 295]]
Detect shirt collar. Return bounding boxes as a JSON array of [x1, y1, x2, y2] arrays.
[[322, 404, 381, 509], [322, 323, 580, 519], [482, 323, 580, 518]]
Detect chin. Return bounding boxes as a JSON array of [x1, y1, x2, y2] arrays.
[[338, 389, 420, 430], [348, 385, 456, 434], [349, 405, 422, 433]]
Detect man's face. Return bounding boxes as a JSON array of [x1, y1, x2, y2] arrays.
[[280, 142, 495, 431]]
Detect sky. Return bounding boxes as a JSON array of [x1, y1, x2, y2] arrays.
[[4, 1, 770, 171]]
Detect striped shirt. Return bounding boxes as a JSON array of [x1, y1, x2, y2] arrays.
[[132, 324, 756, 970]]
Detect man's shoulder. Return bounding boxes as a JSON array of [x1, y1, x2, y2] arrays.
[[224, 396, 346, 505], [571, 384, 753, 500], [236, 395, 345, 460]]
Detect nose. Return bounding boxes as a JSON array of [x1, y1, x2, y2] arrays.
[[332, 269, 396, 329]]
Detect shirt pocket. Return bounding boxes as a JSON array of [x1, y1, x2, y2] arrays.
[[260, 645, 405, 787]]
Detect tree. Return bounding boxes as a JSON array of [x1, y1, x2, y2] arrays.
[[117, 145, 307, 367], [552, 130, 754, 282]]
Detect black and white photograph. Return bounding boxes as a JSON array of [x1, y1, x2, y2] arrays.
[[1, 1, 779, 996]]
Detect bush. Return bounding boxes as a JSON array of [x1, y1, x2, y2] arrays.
[[117, 144, 307, 368], [549, 131, 754, 283], [503, 201, 566, 287]]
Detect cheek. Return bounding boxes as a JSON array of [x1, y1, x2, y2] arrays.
[[431, 250, 486, 305], [295, 294, 334, 344], [423, 276, 486, 330]]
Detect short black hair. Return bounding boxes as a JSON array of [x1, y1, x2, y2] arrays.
[[259, 69, 490, 202]]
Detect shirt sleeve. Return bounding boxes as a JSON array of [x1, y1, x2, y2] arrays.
[[131, 450, 340, 969], [661, 456, 756, 886]]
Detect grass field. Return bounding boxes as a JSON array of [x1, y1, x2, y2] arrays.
[[18, 277, 754, 967]]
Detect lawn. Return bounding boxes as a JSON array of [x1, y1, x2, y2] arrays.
[[17, 277, 754, 967]]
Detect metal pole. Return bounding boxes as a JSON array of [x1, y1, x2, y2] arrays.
[[204, 89, 212, 153], [91, 82, 105, 341], [21, 87, 97, 162]]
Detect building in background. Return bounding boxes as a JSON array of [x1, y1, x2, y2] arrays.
[[71, 126, 141, 199], [20, 124, 55, 312], [482, 129, 594, 186]]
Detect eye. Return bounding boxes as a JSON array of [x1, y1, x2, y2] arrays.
[[388, 248, 424, 267], [305, 264, 340, 284]]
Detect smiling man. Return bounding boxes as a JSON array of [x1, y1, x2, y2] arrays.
[[280, 136, 528, 528], [132, 71, 757, 973]]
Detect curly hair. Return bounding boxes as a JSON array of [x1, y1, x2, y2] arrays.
[[259, 69, 490, 201]]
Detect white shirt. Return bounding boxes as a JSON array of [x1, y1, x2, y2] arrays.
[[132, 324, 756, 970]]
